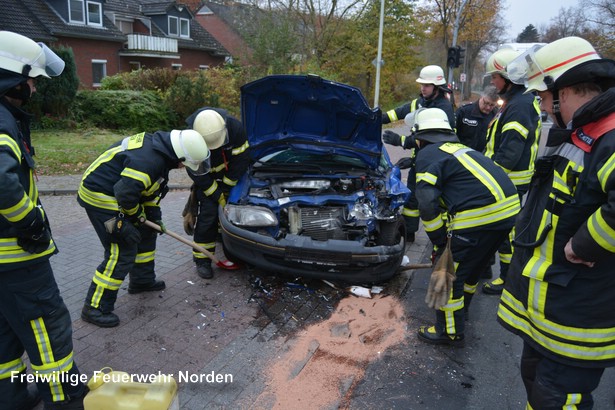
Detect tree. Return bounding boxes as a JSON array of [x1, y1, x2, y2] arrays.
[[516, 24, 539, 42]]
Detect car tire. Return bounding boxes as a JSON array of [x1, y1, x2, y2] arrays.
[[377, 217, 406, 246]]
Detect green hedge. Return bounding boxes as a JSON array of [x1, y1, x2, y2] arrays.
[[73, 90, 177, 132]]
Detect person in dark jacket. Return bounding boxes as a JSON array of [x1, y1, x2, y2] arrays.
[[409, 108, 520, 346], [382, 65, 455, 243], [183, 108, 250, 279], [482, 48, 542, 295], [0, 31, 87, 410], [498, 36, 615, 410], [455, 85, 499, 151], [79, 129, 210, 327]]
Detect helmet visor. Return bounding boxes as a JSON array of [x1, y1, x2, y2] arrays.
[[34, 43, 65, 77], [184, 150, 211, 176], [507, 44, 546, 89]]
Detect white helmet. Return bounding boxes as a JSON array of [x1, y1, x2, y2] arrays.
[[485, 48, 521, 79], [0, 31, 65, 78], [192, 109, 228, 150], [405, 108, 458, 144], [170, 129, 211, 174], [416, 65, 446, 86], [507, 37, 606, 93]]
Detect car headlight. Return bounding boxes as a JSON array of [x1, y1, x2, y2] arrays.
[[349, 202, 374, 220], [225, 204, 278, 227]]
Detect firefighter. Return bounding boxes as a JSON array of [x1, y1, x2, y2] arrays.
[[0, 31, 87, 409], [408, 108, 520, 346], [497, 37, 615, 409], [481, 48, 542, 295], [79, 129, 210, 327], [183, 108, 250, 279], [382, 65, 455, 242]]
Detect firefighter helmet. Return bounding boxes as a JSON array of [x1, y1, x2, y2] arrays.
[[0, 31, 64, 78], [416, 65, 447, 86], [485, 48, 521, 79], [170, 129, 211, 174], [192, 109, 228, 150], [507, 37, 615, 92], [405, 108, 458, 144]]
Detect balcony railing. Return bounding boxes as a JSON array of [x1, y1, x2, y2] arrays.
[[126, 34, 178, 53]]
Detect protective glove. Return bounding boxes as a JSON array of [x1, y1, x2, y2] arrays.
[[395, 157, 414, 170], [153, 220, 166, 235], [124, 205, 146, 226], [383, 130, 403, 146], [425, 240, 455, 310], [17, 209, 51, 254], [182, 184, 199, 236], [106, 217, 141, 245]]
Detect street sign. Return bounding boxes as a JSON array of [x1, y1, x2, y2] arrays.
[[460, 73, 466, 82]]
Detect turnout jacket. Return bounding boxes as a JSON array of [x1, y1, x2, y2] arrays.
[[185, 108, 249, 201], [77, 131, 180, 220], [414, 139, 520, 247], [484, 85, 541, 192], [0, 99, 55, 270], [455, 101, 496, 152], [382, 93, 455, 128], [498, 88, 615, 368]]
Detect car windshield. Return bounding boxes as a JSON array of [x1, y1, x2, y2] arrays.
[[258, 149, 367, 170]]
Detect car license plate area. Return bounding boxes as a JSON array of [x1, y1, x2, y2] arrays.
[[285, 247, 352, 266]]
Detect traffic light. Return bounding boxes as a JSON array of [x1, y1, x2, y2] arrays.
[[447, 47, 457, 68], [456, 46, 465, 68]]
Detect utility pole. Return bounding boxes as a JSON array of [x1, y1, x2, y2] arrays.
[[373, 0, 385, 108], [448, 0, 469, 107]]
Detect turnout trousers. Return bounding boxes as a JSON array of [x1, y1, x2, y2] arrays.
[[83, 208, 157, 313], [0, 261, 85, 408], [193, 192, 219, 263], [521, 342, 604, 410], [435, 228, 510, 336]]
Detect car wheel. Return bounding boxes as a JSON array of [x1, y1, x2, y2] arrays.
[[222, 241, 243, 264], [377, 217, 406, 246]]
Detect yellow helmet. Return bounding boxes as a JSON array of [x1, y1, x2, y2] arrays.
[[0, 31, 64, 78], [170, 130, 211, 174], [507, 37, 604, 93], [416, 65, 446, 86], [192, 109, 228, 150], [485, 48, 521, 79]]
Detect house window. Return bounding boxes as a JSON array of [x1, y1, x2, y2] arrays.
[[199, 65, 210, 70], [168, 16, 178, 36], [168, 16, 190, 38], [69, 0, 85, 23], [129, 61, 141, 71], [92, 59, 107, 86], [69, 0, 103, 26], [171, 64, 182, 70], [86, 1, 102, 26], [179, 18, 190, 38], [117, 20, 134, 34]]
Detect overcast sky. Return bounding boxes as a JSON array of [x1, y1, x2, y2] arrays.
[[503, 0, 581, 41]]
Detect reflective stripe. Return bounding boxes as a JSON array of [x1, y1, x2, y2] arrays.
[[386, 109, 398, 122], [232, 140, 249, 156], [30, 350, 75, 402], [423, 214, 445, 232], [193, 241, 215, 259], [402, 207, 420, 218], [563, 393, 582, 409], [502, 121, 529, 139], [204, 181, 219, 196], [597, 152, 615, 192], [452, 195, 520, 230], [442, 295, 463, 335], [0, 193, 36, 223], [448, 146, 507, 202], [508, 169, 534, 186], [0, 237, 55, 262], [464, 282, 477, 294], [222, 176, 237, 187], [499, 290, 615, 361], [81, 146, 123, 181], [416, 172, 437, 185], [135, 250, 155, 264], [30, 318, 65, 401], [588, 209, 615, 252], [212, 163, 226, 173], [0, 358, 25, 380], [0, 134, 21, 162], [78, 185, 118, 211], [91, 243, 121, 308], [120, 167, 151, 188]]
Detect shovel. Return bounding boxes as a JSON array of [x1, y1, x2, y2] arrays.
[[143, 220, 240, 270]]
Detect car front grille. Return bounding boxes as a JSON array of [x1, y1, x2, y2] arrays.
[[299, 207, 347, 241]]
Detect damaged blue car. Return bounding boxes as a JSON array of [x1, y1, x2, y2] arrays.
[[220, 74, 410, 284]]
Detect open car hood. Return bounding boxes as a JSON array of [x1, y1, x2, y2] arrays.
[[240, 75, 384, 169]]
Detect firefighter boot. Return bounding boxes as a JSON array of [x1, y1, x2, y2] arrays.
[[81, 305, 120, 328], [482, 277, 505, 295], [417, 325, 465, 347], [196, 259, 213, 279], [128, 280, 166, 294]]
